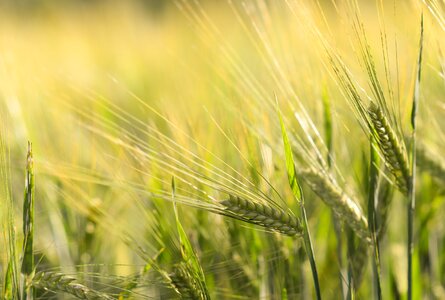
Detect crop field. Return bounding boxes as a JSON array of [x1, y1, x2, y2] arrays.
[[0, 0, 444, 299]]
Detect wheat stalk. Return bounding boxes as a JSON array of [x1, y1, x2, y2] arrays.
[[32, 271, 114, 300], [220, 196, 303, 237], [299, 169, 370, 242], [368, 102, 410, 195]]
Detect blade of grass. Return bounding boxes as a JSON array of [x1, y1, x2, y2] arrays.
[[408, 13, 423, 300], [368, 138, 382, 299], [278, 106, 321, 300], [3, 260, 14, 300]]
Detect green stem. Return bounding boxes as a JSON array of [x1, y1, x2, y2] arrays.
[[408, 14, 422, 300], [368, 139, 382, 300], [300, 204, 321, 300], [21, 142, 35, 300], [407, 140, 416, 300]]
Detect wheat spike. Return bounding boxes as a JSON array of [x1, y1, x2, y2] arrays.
[[169, 262, 210, 300], [221, 196, 303, 237], [32, 271, 114, 300], [368, 102, 410, 194], [299, 170, 370, 242]]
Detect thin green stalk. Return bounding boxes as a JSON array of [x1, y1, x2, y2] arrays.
[[21, 142, 35, 300], [408, 14, 423, 300], [300, 203, 321, 300], [368, 138, 382, 299]]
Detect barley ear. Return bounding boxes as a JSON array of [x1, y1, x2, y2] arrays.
[[169, 262, 210, 300], [368, 102, 410, 195], [32, 271, 115, 300], [299, 170, 370, 243], [221, 196, 303, 237]]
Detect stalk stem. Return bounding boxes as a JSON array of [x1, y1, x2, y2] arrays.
[[300, 204, 321, 300]]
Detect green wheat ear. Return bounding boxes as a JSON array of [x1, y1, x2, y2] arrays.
[[221, 196, 303, 237], [169, 262, 209, 300], [299, 169, 370, 243], [368, 102, 410, 195], [32, 271, 114, 300]]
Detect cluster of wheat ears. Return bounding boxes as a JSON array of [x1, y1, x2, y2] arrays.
[[1, 0, 445, 299]]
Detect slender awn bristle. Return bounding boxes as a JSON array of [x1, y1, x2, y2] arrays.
[[32, 271, 114, 300], [299, 170, 370, 242], [221, 196, 303, 237], [368, 102, 410, 195]]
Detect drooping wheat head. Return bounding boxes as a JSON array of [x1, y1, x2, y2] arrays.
[[168, 262, 210, 300], [299, 169, 370, 242], [32, 271, 115, 300], [368, 102, 410, 195], [221, 195, 303, 237]]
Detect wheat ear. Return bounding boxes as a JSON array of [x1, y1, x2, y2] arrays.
[[368, 102, 410, 194], [169, 262, 210, 300], [221, 196, 303, 237], [299, 170, 370, 242], [32, 271, 114, 300]]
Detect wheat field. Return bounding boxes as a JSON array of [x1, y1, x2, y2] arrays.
[[0, 0, 444, 299]]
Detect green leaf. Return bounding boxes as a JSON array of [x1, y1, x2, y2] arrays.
[[3, 260, 14, 300], [278, 107, 303, 202], [410, 14, 423, 130]]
